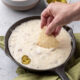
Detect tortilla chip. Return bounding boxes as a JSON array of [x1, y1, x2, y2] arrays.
[[37, 27, 59, 48]]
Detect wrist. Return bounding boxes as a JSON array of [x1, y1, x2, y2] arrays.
[[70, 2, 80, 21]]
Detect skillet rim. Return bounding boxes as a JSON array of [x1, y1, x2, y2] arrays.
[[5, 16, 76, 72]]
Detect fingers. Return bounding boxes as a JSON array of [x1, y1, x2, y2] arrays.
[[46, 18, 58, 35], [53, 26, 62, 36], [46, 19, 62, 36], [55, 26, 62, 35], [41, 8, 50, 28], [41, 16, 47, 28], [46, 15, 63, 36], [47, 16, 53, 26]]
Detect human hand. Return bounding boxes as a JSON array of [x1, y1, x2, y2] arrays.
[[41, 2, 78, 36]]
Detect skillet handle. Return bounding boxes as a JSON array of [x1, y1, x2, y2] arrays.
[[54, 66, 69, 80]]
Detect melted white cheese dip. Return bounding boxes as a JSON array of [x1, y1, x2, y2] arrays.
[[8, 19, 72, 70]]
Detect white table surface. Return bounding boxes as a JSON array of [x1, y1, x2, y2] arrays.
[[0, 0, 80, 80]]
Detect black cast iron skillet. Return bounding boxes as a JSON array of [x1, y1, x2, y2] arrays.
[[5, 16, 76, 80]]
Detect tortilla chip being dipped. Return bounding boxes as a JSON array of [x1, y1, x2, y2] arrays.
[[37, 27, 59, 48]]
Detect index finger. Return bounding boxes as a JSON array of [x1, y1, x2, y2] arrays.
[[41, 8, 50, 28]]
